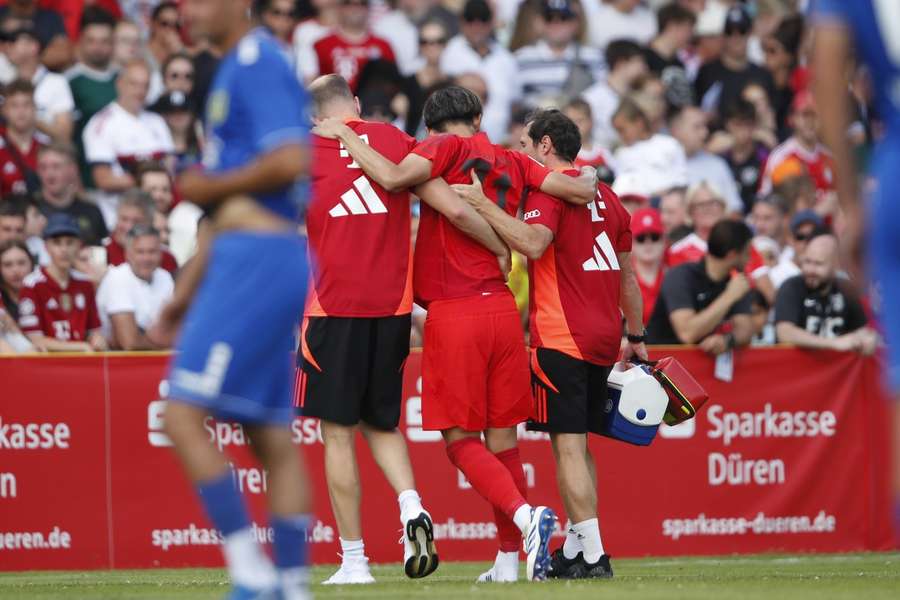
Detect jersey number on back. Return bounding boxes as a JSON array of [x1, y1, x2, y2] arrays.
[[340, 134, 370, 169]]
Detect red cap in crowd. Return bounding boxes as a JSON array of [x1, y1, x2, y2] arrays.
[[631, 207, 664, 237]]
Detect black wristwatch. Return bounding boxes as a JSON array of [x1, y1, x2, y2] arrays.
[[626, 330, 647, 344]]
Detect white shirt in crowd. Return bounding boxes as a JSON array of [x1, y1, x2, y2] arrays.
[[167, 201, 203, 267], [372, 9, 421, 76], [515, 41, 605, 107], [685, 151, 744, 213], [581, 0, 657, 52], [293, 19, 332, 82], [0, 65, 76, 133], [96, 262, 174, 341], [439, 35, 519, 143], [612, 133, 688, 196], [580, 78, 621, 149], [83, 101, 175, 227]]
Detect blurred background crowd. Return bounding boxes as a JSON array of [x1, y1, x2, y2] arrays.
[[0, 0, 883, 359]]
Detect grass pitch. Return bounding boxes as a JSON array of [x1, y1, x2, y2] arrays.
[[1, 553, 899, 599]]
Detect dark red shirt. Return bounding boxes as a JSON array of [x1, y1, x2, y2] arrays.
[[306, 119, 416, 317], [410, 132, 551, 306], [313, 32, 396, 91], [18, 267, 101, 341], [0, 130, 43, 196], [525, 176, 632, 365]]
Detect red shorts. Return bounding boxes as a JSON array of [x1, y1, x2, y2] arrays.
[[421, 292, 532, 432]]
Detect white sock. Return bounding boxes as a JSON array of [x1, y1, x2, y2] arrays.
[[340, 537, 366, 564], [573, 518, 604, 563], [562, 526, 581, 559], [222, 528, 277, 589], [512, 504, 533, 533], [398, 489, 424, 523], [279, 566, 310, 600], [493, 550, 519, 578]]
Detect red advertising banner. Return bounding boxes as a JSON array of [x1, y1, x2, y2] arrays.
[[0, 348, 895, 571]]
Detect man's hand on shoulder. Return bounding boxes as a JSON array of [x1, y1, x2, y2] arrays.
[[451, 169, 491, 211], [312, 117, 350, 140]]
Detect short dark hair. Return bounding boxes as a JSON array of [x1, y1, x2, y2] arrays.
[[3, 78, 35, 100], [423, 85, 483, 132], [605, 39, 644, 71], [0, 196, 28, 219], [152, 1, 179, 22], [722, 98, 756, 124], [308, 74, 355, 116], [771, 14, 804, 59], [136, 161, 170, 186], [527, 108, 581, 163], [612, 97, 650, 128], [707, 219, 754, 258], [657, 2, 695, 32], [79, 6, 116, 33]]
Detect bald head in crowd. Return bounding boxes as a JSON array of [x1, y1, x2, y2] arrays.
[[309, 74, 359, 120], [801, 233, 839, 292]]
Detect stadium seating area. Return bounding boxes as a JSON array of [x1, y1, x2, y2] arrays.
[[0, 0, 884, 358]]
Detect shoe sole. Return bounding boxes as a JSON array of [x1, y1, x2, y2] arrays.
[[404, 513, 439, 579], [526, 508, 556, 582]]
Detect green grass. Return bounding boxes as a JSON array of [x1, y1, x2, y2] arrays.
[[1, 554, 899, 599]]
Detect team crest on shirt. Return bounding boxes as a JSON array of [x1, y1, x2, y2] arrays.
[[830, 293, 844, 313], [75, 293, 85, 310], [19, 298, 34, 315], [207, 91, 229, 127], [3, 161, 16, 174], [46, 298, 58, 310]]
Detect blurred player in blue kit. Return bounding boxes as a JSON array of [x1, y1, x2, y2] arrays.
[[812, 0, 900, 538], [151, 0, 313, 598]]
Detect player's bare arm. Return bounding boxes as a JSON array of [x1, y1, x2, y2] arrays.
[[669, 274, 750, 344], [452, 171, 552, 260], [148, 220, 214, 348], [314, 118, 432, 191], [540, 167, 597, 206], [177, 144, 308, 207], [812, 23, 864, 276], [618, 255, 648, 361], [415, 177, 509, 259]]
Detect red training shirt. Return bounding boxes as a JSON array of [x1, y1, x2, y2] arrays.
[[525, 175, 632, 365], [410, 132, 551, 307], [0, 129, 43, 196], [18, 267, 101, 341], [313, 32, 396, 91], [306, 119, 416, 317]]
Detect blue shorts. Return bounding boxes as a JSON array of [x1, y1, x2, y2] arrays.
[[869, 141, 900, 394], [167, 231, 308, 424]]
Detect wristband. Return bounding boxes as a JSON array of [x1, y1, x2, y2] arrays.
[[626, 331, 646, 344]]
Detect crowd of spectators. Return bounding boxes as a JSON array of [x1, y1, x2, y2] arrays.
[[0, 0, 885, 359]]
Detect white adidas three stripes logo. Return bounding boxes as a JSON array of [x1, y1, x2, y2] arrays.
[[329, 175, 388, 217], [582, 231, 620, 272]]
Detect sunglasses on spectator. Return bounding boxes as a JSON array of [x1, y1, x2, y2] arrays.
[[267, 8, 295, 18], [420, 36, 447, 46], [636, 233, 662, 244], [793, 232, 813, 242]]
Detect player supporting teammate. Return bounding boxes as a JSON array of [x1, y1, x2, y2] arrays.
[[452, 109, 647, 579], [812, 1, 900, 539], [156, 1, 312, 598], [301, 75, 507, 584], [314, 86, 595, 581]]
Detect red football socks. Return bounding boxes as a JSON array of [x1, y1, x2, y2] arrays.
[[493, 447, 528, 552], [445, 437, 527, 525]]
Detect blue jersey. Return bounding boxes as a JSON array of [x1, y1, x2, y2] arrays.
[[814, 0, 900, 136], [203, 27, 310, 222]]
